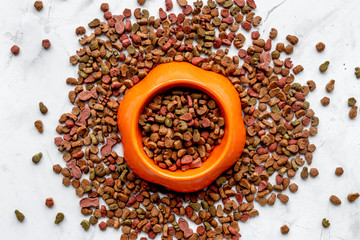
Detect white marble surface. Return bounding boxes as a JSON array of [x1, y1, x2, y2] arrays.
[[1, 0, 360, 239]]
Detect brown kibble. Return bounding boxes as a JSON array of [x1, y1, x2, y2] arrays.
[[42, 39, 51, 49], [325, 80, 335, 92], [301, 167, 309, 179], [177, 0, 188, 7], [329, 195, 341, 205], [35, 120, 44, 133], [53, 164, 62, 174], [309, 168, 319, 178], [316, 42, 325, 52], [269, 28, 278, 39], [307, 80, 316, 91], [45, 198, 54, 208], [347, 193, 359, 203], [75, 26, 86, 35], [289, 183, 298, 193], [293, 65, 304, 75], [349, 106, 358, 119], [286, 35, 298, 45], [39, 102, 48, 114], [277, 193, 289, 204], [280, 225, 290, 234], [284, 44, 294, 54], [335, 167, 344, 176], [348, 97, 357, 107], [100, 3, 109, 12], [137, 0, 146, 5], [11, 45, 20, 55], [34, 1, 43, 11], [320, 97, 330, 106]]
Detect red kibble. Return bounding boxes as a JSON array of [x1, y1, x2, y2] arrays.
[[45, 198, 54, 208], [99, 221, 107, 230], [11, 45, 20, 55], [42, 39, 51, 49]]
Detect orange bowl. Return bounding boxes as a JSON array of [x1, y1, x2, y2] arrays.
[[117, 62, 246, 192]]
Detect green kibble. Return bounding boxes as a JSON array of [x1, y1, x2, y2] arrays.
[[89, 40, 99, 50], [81, 220, 90, 231], [177, 120, 188, 132], [155, 115, 166, 124], [278, 167, 287, 176], [241, 6, 252, 14], [164, 117, 173, 128], [175, 108, 188, 115], [126, 46, 136, 55], [271, 105, 281, 114], [78, 70, 88, 78], [292, 83, 302, 91], [230, 6, 241, 16], [54, 212, 64, 224], [216, 176, 227, 185], [89, 216, 98, 225], [348, 97, 357, 107], [32, 152, 43, 164], [355, 67, 360, 79], [100, 62, 109, 75], [303, 101, 310, 109], [39, 102, 48, 114], [204, 221, 211, 231], [319, 61, 330, 72], [15, 210, 25, 222], [311, 116, 319, 127], [223, 0, 234, 8], [189, 202, 201, 211], [322, 218, 330, 228], [172, 221, 180, 231], [109, 203, 118, 211], [267, 167, 275, 176]]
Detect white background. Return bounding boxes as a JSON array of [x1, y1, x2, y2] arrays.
[[0, 0, 360, 239]]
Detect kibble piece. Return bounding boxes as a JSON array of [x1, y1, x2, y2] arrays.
[[277, 193, 289, 203], [55, 212, 64, 224], [34, 1, 43, 11], [335, 167, 344, 176], [322, 218, 330, 228], [355, 67, 360, 79], [329, 195, 341, 205], [137, 0, 146, 5], [81, 220, 90, 231], [309, 168, 319, 178], [269, 28, 278, 39], [280, 225, 290, 234], [42, 39, 51, 49], [89, 216, 98, 225], [99, 221, 107, 230], [293, 65, 304, 75], [100, 3, 109, 12], [76, 26, 86, 35], [11, 45, 20, 55], [45, 198, 54, 208], [316, 42, 325, 52], [286, 35, 298, 45], [289, 183, 298, 193], [32, 152, 43, 164], [39, 102, 48, 114], [319, 61, 330, 72], [325, 80, 335, 92], [34, 120, 44, 133], [320, 97, 330, 106], [347, 193, 359, 202], [348, 97, 356, 107], [307, 80, 316, 91], [15, 210, 25, 222], [349, 106, 358, 119], [301, 167, 309, 179], [177, 0, 187, 7], [53, 164, 62, 174]]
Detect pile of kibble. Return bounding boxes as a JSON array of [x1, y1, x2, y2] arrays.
[[11, 0, 360, 239]]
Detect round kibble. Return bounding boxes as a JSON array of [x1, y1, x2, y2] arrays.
[[45, 198, 54, 208], [34, 1, 43, 11], [309, 168, 319, 178], [321, 97, 330, 106], [42, 39, 51, 49], [280, 225, 290, 234], [335, 167, 344, 176], [316, 42, 325, 52], [11, 45, 20, 55]]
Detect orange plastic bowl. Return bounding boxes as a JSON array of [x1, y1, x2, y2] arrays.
[[117, 62, 246, 192]]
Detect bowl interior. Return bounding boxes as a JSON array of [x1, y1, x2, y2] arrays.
[[132, 79, 233, 180]]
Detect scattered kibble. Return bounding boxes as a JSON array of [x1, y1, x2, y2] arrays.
[[34, 1, 43, 11], [54, 212, 64, 224], [100, 3, 109, 12], [355, 67, 360, 79], [329, 195, 341, 205], [286, 35, 299, 45], [349, 106, 358, 119], [269, 28, 278, 39], [137, 0, 146, 5], [32, 152, 43, 164], [309, 168, 319, 178], [321, 97, 330, 106], [98, 221, 107, 230], [42, 39, 51, 49], [89, 216, 98, 225], [81, 220, 90, 231], [11, 45, 20, 55], [319, 61, 330, 72], [39, 102, 48, 114], [75, 26, 86, 35], [325, 80, 335, 92], [307, 80, 317, 91], [348, 97, 357, 107], [14, 210, 25, 222], [347, 193, 359, 203], [322, 218, 330, 228], [52, 164, 62, 174], [335, 167, 344, 176], [280, 225, 290, 234], [45, 198, 54, 208], [316, 42, 325, 52], [34, 120, 44, 133]]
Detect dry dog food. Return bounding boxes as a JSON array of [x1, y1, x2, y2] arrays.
[[335, 167, 344, 176], [50, 0, 319, 238], [11, 45, 20, 55], [329, 195, 341, 205], [319, 61, 330, 72], [349, 106, 358, 119], [54, 212, 64, 224], [39, 102, 48, 114], [348, 97, 356, 107], [280, 224, 290, 234], [34, 120, 44, 133], [45, 198, 54, 208], [32, 152, 42, 164], [316, 42, 325, 52], [139, 89, 225, 171], [321, 97, 330, 106], [42, 39, 51, 49], [347, 193, 359, 202], [325, 80, 335, 92], [15, 210, 25, 222], [322, 218, 330, 228], [34, 1, 43, 11], [355, 67, 360, 79]]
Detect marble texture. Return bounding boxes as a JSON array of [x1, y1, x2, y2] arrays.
[[1, 0, 360, 239]]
